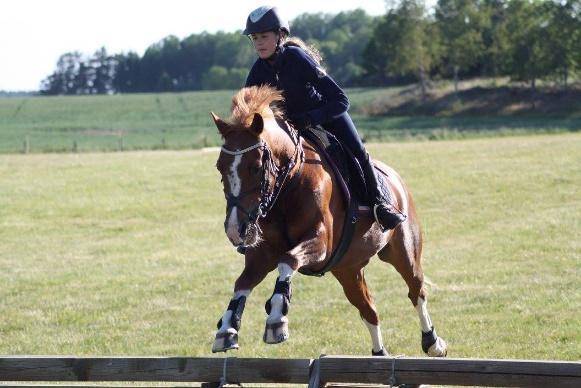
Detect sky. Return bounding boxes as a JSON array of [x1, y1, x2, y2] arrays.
[[0, 0, 436, 91]]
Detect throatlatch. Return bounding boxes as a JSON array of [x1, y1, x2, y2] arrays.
[[265, 277, 292, 316], [217, 296, 247, 331]]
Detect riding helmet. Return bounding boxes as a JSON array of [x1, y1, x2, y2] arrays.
[[243, 6, 290, 35]]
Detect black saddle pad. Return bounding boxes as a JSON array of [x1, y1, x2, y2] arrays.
[[300, 126, 368, 204]]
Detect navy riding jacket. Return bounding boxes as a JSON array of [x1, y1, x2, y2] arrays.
[[245, 45, 349, 126]]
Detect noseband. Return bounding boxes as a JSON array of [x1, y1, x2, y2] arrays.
[[221, 124, 303, 229]]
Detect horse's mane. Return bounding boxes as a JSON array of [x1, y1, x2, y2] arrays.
[[229, 85, 285, 129]]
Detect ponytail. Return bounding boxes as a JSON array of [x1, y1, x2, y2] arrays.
[[282, 37, 323, 66]]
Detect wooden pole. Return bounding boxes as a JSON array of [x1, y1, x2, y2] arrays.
[[23, 135, 29, 154], [0, 357, 311, 384], [318, 356, 581, 387], [0, 356, 579, 387]]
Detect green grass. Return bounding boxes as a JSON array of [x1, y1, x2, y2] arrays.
[[0, 91, 232, 153], [1, 86, 578, 153], [0, 134, 579, 362]]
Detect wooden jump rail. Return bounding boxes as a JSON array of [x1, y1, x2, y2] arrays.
[[0, 356, 579, 387]]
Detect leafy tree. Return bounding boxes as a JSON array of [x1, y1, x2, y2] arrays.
[[291, 13, 333, 41], [202, 66, 229, 90], [113, 52, 141, 93], [436, 0, 489, 94], [91, 47, 117, 94], [365, 0, 440, 97], [543, 0, 581, 88], [42, 5, 579, 94], [41, 52, 82, 95], [496, 0, 554, 90], [480, 0, 508, 77]]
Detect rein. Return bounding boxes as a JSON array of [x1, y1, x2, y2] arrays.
[[221, 122, 303, 228]]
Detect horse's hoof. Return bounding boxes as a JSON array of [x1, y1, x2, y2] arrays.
[[372, 347, 389, 356], [263, 321, 289, 344], [212, 331, 239, 353], [427, 337, 447, 357]]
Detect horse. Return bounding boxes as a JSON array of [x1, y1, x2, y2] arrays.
[[210, 85, 447, 357]]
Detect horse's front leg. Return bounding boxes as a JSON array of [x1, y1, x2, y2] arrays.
[[263, 263, 295, 344], [263, 228, 326, 344], [212, 254, 276, 353], [212, 289, 248, 353]]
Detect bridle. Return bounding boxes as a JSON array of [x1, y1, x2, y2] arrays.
[[220, 122, 303, 233]]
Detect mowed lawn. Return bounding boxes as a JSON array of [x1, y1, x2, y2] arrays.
[[0, 133, 579, 361]]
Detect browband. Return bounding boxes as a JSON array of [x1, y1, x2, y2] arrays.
[[221, 141, 265, 156]]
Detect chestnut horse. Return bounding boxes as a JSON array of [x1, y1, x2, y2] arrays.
[[210, 85, 447, 357]]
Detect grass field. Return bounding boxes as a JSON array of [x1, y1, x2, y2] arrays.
[[0, 133, 579, 362], [1, 84, 579, 153]]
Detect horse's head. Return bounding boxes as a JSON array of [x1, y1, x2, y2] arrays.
[[211, 86, 299, 249]]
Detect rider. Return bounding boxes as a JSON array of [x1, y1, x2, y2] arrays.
[[243, 6, 406, 231]]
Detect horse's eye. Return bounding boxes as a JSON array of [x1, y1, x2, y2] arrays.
[[250, 163, 262, 175]]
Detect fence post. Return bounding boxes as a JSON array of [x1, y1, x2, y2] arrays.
[[23, 136, 29, 154]]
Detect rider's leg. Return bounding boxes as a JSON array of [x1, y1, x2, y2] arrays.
[[322, 113, 406, 230]]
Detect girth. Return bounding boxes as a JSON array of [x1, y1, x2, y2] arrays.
[[298, 127, 360, 277]]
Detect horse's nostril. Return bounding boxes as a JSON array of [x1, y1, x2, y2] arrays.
[[239, 222, 248, 236]]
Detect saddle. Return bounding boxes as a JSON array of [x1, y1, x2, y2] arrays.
[[298, 126, 376, 277]]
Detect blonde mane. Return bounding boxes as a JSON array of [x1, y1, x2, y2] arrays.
[[229, 85, 285, 129]]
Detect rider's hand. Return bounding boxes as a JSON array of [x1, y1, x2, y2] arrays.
[[288, 112, 311, 129]]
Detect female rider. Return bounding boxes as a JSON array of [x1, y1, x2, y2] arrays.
[[243, 6, 406, 231]]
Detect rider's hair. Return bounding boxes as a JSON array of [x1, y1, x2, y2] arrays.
[[278, 31, 323, 66]]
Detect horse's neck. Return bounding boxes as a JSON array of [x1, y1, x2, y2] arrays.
[[264, 122, 297, 162]]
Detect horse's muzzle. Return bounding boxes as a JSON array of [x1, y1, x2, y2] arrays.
[[224, 208, 260, 248]]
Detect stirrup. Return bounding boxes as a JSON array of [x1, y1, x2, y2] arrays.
[[373, 202, 406, 231]]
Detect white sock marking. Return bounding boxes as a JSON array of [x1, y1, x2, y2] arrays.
[[363, 319, 384, 353], [278, 263, 294, 279], [416, 296, 433, 332], [266, 264, 294, 324]]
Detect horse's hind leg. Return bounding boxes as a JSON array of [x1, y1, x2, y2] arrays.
[[332, 268, 388, 355], [378, 227, 447, 357]]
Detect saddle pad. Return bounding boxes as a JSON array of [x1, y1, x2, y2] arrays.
[[300, 126, 367, 203]]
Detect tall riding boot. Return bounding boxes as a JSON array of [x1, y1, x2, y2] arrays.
[[362, 156, 406, 231]]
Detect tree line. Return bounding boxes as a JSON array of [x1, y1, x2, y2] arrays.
[[41, 0, 580, 95]]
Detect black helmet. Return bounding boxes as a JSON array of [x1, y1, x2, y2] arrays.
[[243, 6, 290, 35]]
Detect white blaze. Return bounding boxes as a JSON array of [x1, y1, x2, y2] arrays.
[[225, 154, 243, 244], [228, 154, 242, 196]]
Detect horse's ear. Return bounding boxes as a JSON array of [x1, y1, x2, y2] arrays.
[[249, 113, 264, 135], [210, 112, 229, 136]]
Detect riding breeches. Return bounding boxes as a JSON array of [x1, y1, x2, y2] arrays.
[[321, 112, 368, 165]]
